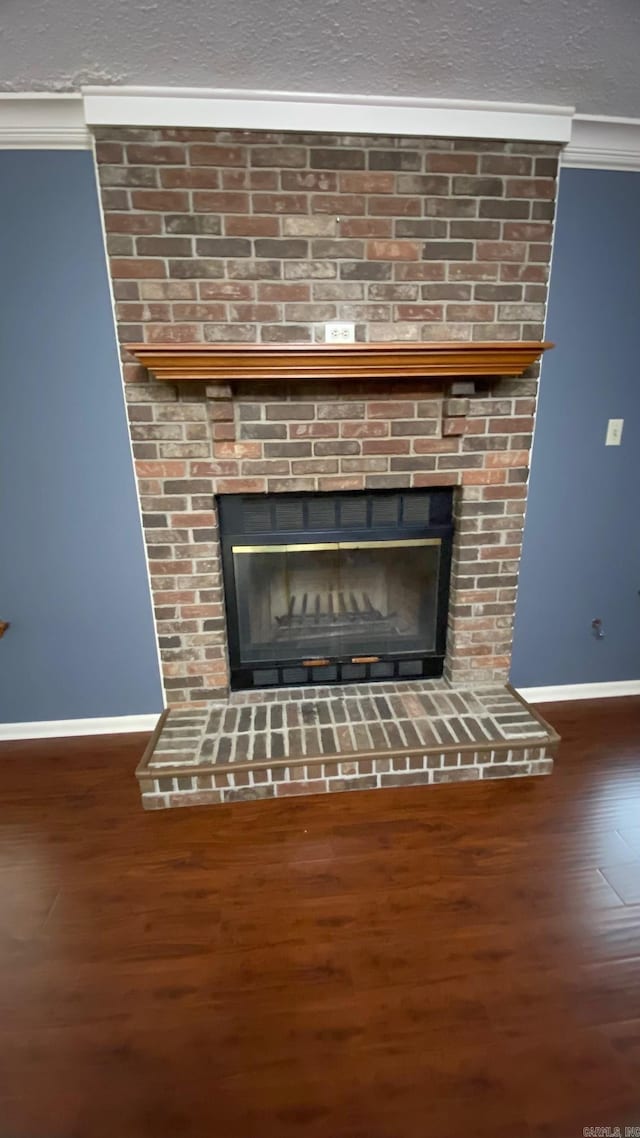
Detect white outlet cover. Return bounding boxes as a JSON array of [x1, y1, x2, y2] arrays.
[[325, 322, 356, 343]]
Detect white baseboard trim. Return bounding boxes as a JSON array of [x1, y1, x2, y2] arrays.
[[517, 680, 640, 703], [0, 713, 162, 742]]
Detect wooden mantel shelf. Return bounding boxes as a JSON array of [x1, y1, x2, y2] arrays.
[[127, 340, 553, 384]]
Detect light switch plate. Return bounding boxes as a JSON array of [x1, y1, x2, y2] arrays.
[[606, 418, 624, 446]]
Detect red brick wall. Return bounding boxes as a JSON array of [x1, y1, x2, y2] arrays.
[[94, 127, 559, 704]]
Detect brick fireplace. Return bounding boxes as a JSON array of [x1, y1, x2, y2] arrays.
[[94, 126, 560, 807]]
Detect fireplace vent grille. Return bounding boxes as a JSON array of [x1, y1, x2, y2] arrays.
[[243, 501, 272, 532], [339, 498, 368, 527], [274, 500, 304, 530], [372, 497, 400, 526], [223, 491, 437, 538], [307, 499, 336, 529]]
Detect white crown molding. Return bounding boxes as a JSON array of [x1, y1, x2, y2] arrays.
[[82, 85, 574, 144], [7, 90, 640, 170], [563, 114, 640, 171], [0, 713, 161, 742], [0, 93, 90, 149], [516, 679, 640, 703]]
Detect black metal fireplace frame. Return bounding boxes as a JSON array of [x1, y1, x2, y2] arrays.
[[218, 489, 454, 690]]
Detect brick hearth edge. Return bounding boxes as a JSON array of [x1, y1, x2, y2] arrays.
[[137, 681, 559, 809]]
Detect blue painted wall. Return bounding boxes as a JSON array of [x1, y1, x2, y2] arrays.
[[0, 150, 164, 722], [511, 168, 640, 687]]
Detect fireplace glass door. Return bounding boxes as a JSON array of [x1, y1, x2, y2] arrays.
[[232, 539, 441, 663], [219, 489, 453, 690]]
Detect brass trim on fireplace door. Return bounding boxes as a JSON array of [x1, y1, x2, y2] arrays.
[[231, 538, 442, 554]]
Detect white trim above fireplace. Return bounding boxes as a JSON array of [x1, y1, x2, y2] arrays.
[[82, 85, 574, 144], [0, 93, 90, 149], [5, 91, 640, 169], [562, 114, 640, 171]]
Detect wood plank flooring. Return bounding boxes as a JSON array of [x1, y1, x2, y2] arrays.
[[1, 697, 640, 1137]]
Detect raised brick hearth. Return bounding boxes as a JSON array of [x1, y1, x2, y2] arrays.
[[94, 126, 560, 807], [137, 680, 558, 809]]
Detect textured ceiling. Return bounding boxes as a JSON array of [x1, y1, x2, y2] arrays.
[[1, 0, 639, 118]]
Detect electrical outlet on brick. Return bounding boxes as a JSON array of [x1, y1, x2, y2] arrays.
[[325, 322, 356, 344]]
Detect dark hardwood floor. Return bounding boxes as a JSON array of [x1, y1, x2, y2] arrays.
[[2, 699, 640, 1137]]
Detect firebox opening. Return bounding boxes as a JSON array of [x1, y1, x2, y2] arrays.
[[218, 490, 453, 690]]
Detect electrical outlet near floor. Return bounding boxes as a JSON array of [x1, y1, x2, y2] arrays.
[[325, 322, 356, 343], [605, 418, 624, 446]]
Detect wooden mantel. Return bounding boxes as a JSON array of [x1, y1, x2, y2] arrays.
[[127, 340, 553, 384]]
